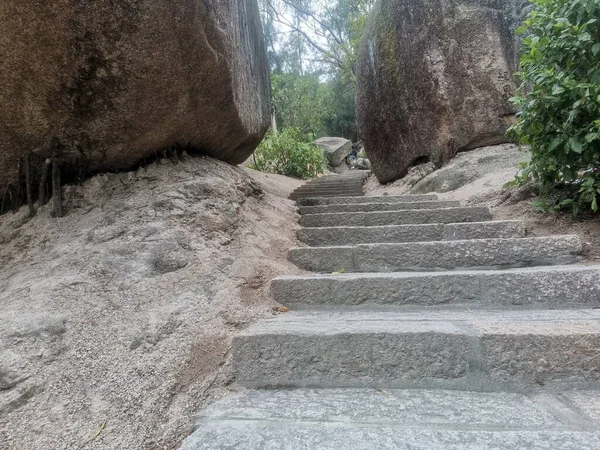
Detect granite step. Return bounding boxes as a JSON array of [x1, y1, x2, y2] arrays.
[[233, 309, 600, 390], [271, 265, 600, 309], [289, 236, 582, 273], [297, 194, 439, 206], [297, 220, 525, 246], [299, 200, 461, 214], [300, 206, 492, 227], [289, 191, 364, 200], [181, 388, 600, 450]]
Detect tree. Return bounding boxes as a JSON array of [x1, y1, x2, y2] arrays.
[[258, 0, 373, 141], [272, 72, 334, 138], [263, 0, 374, 84]]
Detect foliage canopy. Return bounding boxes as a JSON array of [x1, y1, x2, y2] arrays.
[[259, 0, 374, 141], [249, 128, 327, 179], [509, 0, 600, 214]]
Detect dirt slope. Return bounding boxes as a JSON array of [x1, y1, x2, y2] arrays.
[[0, 156, 303, 449]]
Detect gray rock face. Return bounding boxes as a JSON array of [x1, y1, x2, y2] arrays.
[[356, 0, 526, 183], [0, 0, 271, 193], [313, 137, 352, 167]]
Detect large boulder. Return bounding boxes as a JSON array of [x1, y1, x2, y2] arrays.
[[314, 137, 352, 167], [357, 0, 526, 183], [0, 0, 271, 194]]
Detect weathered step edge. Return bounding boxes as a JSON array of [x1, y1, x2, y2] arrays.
[[180, 387, 600, 450], [299, 207, 493, 227], [297, 220, 526, 246], [182, 422, 600, 450], [290, 191, 363, 200], [189, 388, 600, 431], [296, 194, 439, 206], [272, 265, 600, 309], [288, 236, 583, 273], [299, 200, 461, 214], [232, 310, 600, 391]]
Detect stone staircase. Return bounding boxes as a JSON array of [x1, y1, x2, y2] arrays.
[[181, 194, 600, 449], [289, 171, 370, 200]]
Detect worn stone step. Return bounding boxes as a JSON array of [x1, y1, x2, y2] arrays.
[[297, 220, 525, 246], [293, 186, 364, 192], [304, 177, 367, 183], [298, 176, 368, 184], [182, 423, 600, 450], [233, 309, 600, 390], [297, 194, 439, 206], [272, 265, 600, 309], [292, 190, 365, 196], [300, 206, 492, 227], [299, 200, 461, 214], [294, 185, 363, 189], [292, 185, 364, 191], [290, 191, 363, 199], [181, 388, 600, 449], [296, 186, 364, 191], [289, 236, 582, 273]]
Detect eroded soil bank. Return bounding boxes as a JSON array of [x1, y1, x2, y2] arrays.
[[0, 156, 303, 449]]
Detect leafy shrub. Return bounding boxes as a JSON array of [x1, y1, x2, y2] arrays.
[[250, 128, 327, 179], [509, 0, 600, 215]]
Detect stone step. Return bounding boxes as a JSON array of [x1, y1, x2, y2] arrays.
[[289, 236, 582, 273], [272, 265, 600, 309], [297, 194, 439, 206], [293, 186, 364, 192], [292, 189, 365, 196], [291, 185, 364, 191], [303, 177, 367, 183], [302, 176, 363, 186], [299, 200, 461, 214], [300, 206, 492, 227], [181, 388, 600, 449], [298, 220, 525, 246], [232, 309, 600, 390], [289, 191, 363, 200]]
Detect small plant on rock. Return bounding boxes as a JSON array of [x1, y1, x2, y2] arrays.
[[509, 0, 600, 215], [250, 128, 327, 180]]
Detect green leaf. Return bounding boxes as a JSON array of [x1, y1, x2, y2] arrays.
[[552, 85, 565, 95], [586, 133, 599, 142], [593, 43, 600, 56], [569, 138, 584, 154], [548, 138, 562, 151], [532, 48, 543, 61], [592, 196, 598, 213], [516, 25, 529, 35]]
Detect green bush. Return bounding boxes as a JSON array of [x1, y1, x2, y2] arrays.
[[249, 128, 327, 180], [509, 0, 600, 215]]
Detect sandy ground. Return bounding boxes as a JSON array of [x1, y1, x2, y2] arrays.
[[365, 144, 600, 261], [0, 155, 304, 449]]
